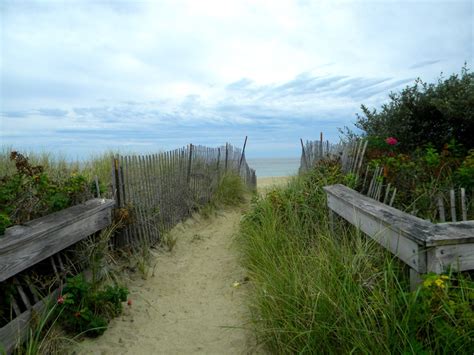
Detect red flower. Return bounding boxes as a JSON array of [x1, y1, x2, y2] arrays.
[[57, 295, 64, 305], [385, 137, 398, 146], [127, 299, 132, 306]]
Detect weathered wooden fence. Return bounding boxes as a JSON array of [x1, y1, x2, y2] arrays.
[[111, 142, 256, 248], [0, 199, 115, 353], [299, 133, 344, 173], [0, 141, 255, 353], [324, 184, 474, 290]]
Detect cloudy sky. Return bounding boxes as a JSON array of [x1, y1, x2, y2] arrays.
[[0, 0, 472, 158]]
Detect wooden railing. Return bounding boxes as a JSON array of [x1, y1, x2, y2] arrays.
[[0, 199, 115, 354], [0, 141, 256, 353], [324, 184, 474, 290]]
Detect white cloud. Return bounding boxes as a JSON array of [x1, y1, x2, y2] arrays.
[[0, 0, 472, 157]]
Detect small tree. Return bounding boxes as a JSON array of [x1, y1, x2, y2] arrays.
[[355, 66, 474, 152]]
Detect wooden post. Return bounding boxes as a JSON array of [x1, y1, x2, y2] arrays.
[[319, 132, 323, 159], [94, 175, 101, 198], [187, 144, 193, 184], [112, 156, 121, 207], [239, 136, 248, 171], [300, 138, 308, 171], [224, 143, 229, 172], [450, 189, 456, 222], [437, 194, 446, 222], [410, 269, 423, 291], [460, 188, 467, 221]]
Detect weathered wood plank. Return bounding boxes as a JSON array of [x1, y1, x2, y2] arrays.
[[0, 199, 114, 282], [324, 184, 474, 277], [0, 288, 60, 354], [324, 184, 474, 247], [326, 191, 425, 272]]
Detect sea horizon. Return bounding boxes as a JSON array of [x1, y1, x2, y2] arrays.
[[247, 157, 300, 178]]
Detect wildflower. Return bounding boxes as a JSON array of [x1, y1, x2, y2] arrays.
[[441, 275, 449, 280], [423, 279, 433, 287], [127, 299, 132, 306], [57, 295, 64, 304], [435, 278, 445, 288], [385, 137, 398, 146], [74, 311, 81, 318]]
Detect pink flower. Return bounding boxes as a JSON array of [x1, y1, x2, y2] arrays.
[[57, 295, 64, 305], [385, 137, 398, 146]]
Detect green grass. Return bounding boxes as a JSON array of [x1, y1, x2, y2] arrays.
[[0, 146, 114, 188], [237, 160, 474, 354], [199, 172, 247, 218]]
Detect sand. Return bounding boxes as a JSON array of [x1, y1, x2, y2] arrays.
[[74, 208, 260, 355], [256, 176, 291, 192]]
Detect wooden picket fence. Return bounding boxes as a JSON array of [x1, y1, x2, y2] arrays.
[[0, 141, 255, 353], [299, 133, 344, 173], [111, 142, 256, 248], [300, 135, 473, 222]]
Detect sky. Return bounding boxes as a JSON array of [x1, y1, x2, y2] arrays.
[[0, 0, 472, 159]]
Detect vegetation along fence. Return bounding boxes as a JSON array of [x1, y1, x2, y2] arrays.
[[111, 141, 256, 248], [299, 132, 344, 173], [298, 134, 474, 291], [0, 140, 255, 353]]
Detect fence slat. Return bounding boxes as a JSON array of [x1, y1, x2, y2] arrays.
[[450, 189, 457, 222]]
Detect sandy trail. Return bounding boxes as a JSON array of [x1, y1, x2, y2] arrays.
[[256, 176, 291, 193], [75, 208, 257, 355]]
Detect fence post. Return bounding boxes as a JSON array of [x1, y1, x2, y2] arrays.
[[187, 144, 193, 184], [111, 155, 121, 207], [225, 143, 229, 173], [300, 138, 308, 171], [94, 175, 101, 198], [239, 136, 248, 171], [320, 132, 323, 158], [216, 147, 221, 174]]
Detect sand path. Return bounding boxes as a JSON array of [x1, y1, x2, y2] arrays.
[[75, 207, 257, 355], [75, 178, 290, 355]]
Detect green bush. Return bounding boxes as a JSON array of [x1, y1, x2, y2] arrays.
[[356, 66, 474, 153], [55, 274, 128, 337], [238, 161, 474, 353], [0, 152, 94, 235]]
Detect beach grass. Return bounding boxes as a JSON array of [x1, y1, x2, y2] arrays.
[[237, 160, 474, 354]]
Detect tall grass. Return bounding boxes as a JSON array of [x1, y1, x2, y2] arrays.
[[0, 146, 113, 187], [237, 160, 474, 353]]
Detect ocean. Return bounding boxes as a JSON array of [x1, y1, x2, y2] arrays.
[[246, 158, 301, 178]]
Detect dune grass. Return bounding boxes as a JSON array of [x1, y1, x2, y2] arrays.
[[237, 160, 474, 354], [0, 146, 113, 187]]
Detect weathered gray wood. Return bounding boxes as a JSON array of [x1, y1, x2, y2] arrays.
[[410, 269, 423, 290], [460, 188, 467, 221], [437, 194, 446, 222], [450, 189, 456, 222], [239, 136, 248, 171], [356, 140, 368, 177], [0, 288, 60, 354], [13, 278, 31, 310], [389, 188, 397, 207], [94, 175, 101, 198], [0, 199, 114, 282], [324, 184, 474, 280]]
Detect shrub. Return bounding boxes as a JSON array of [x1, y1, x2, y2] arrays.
[[55, 274, 128, 337], [0, 152, 94, 235], [356, 66, 474, 153]]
